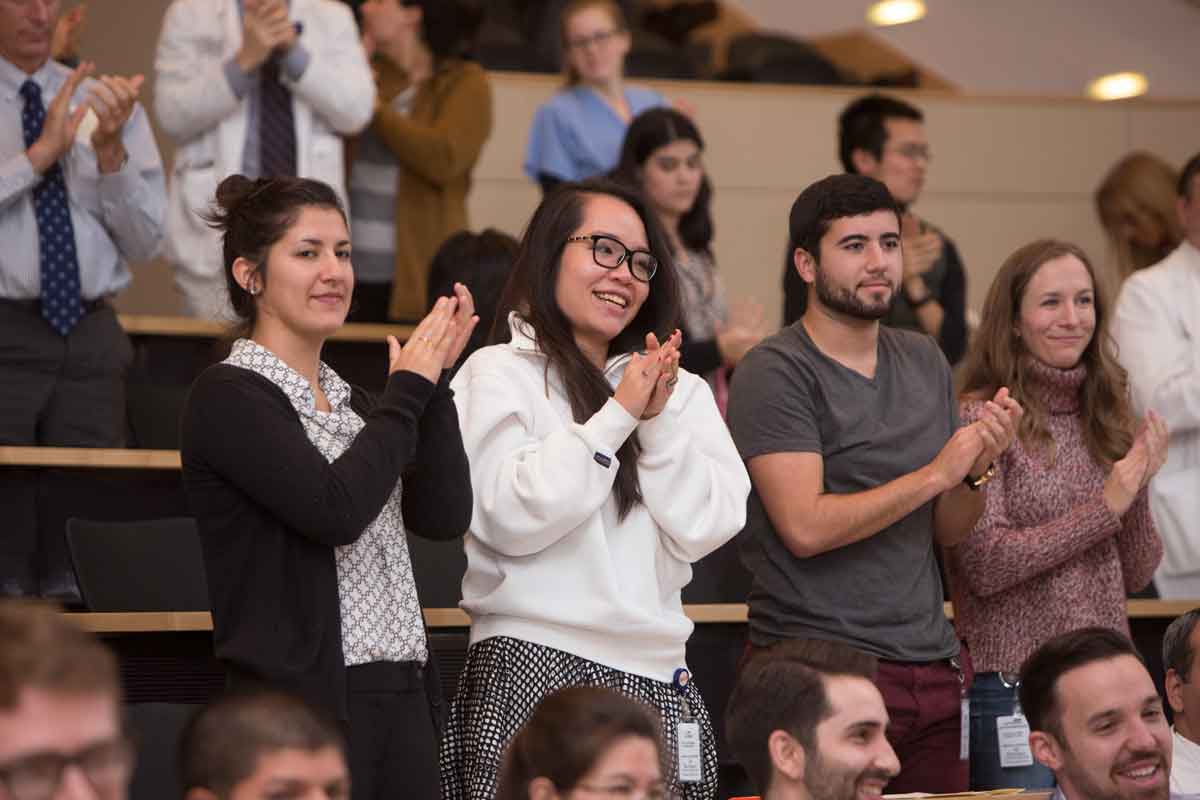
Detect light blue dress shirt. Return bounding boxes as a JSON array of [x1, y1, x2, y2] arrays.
[[524, 84, 666, 183], [0, 56, 165, 301]]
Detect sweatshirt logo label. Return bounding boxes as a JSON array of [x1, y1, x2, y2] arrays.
[[593, 452, 612, 468]]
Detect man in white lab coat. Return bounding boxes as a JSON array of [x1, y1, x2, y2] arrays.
[[154, 0, 374, 317], [1113, 152, 1200, 599]]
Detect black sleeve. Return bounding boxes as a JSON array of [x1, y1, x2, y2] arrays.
[[679, 335, 723, 375], [937, 237, 968, 366], [182, 366, 436, 547], [400, 376, 473, 541], [538, 172, 563, 195]]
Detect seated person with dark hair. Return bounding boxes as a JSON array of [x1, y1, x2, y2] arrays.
[[1019, 627, 1181, 800], [1163, 608, 1200, 794], [783, 93, 968, 365], [180, 689, 350, 800], [426, 228, 520, 370], [725, 638, 900, 800]]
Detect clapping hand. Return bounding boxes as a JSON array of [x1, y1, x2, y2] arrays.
[[966, 387, 1023, 478], [440, 283, 479, 370], [387, 296, 459, 384], [640, 329, 683, 420], [1104, 410, 1169, 516], [614, 330, 681, 420]]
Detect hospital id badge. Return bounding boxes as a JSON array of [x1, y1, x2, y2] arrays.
[[997, 712, 1034, 768], [677, 721, 703, 783]]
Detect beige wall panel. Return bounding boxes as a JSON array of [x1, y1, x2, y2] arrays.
[[467, 179, 543, 238], [1124, 109, 1200, 167], [707, 189, 799, 324], [918, 196, 1109, 312], [920, 101, 1129, 196]]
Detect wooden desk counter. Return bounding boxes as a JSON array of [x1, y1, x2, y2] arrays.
[[63, 600, 1200, 634], [0, 446, 181, 470]]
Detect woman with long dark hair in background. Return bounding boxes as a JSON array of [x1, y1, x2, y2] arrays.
[[610, 107, 765, 405]]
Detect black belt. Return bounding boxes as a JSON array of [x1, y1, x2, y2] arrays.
[[0, 297, 107, 314]]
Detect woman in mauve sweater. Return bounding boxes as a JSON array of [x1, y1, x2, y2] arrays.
[[181, 175, 477, 799], [947, 239, 1168, 791]]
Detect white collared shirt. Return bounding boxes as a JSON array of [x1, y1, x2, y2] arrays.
[[1174, 727, 1200, 795]]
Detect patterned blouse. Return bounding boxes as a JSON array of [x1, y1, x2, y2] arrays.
[[224, 339, 428, 666]]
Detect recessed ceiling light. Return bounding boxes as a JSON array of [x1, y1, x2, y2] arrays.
[[1086, 72, 1148, 101], [867, 0, 927, 26]]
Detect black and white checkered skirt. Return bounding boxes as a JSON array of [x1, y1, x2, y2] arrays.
[[439, 635, 719, 800]]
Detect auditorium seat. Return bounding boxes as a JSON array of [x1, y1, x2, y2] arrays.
[[126, 702, 197, 800], [67, 517, 209, 612], [720, 32, 846, 85]]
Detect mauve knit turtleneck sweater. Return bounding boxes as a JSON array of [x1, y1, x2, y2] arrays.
[[947, 359, 1162, 674]]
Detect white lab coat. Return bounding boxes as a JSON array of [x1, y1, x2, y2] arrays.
[[154, 0, 374, 317], [1113, 240, 1200, 598]]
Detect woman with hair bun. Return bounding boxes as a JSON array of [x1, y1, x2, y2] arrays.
[[181, 174, 476, 799], [497, 687, 665, 800]]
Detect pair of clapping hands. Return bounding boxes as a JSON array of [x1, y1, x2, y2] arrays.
[[386, 284, 479, 384], [614, 330, 683, 421], [26, 62, 142, 176]]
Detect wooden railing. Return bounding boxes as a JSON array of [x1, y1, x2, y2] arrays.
[[62, 600, 1198, 634]]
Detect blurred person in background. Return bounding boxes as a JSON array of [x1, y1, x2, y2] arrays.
[[611, 107, 766, 410], [426, 228, 519, 373], [1112, 152, 1200, 599], [525, 0, 666, 192], [349, 0, 493, 322], [1096, 151, 1182, 286], [154, 0, 374, 318]]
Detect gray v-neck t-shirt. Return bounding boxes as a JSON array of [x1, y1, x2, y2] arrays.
[[728, 322, 960, 662]]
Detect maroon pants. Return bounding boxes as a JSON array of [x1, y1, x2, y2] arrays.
[[875, 647, 974, 794]]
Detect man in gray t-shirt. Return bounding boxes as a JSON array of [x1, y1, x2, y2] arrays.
[[728, 173, 1022, 794]]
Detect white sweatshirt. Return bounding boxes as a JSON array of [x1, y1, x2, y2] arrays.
[[451, 316, 750, 682]]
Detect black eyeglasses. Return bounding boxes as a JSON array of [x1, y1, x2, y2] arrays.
[[567, 235, 658, 283], [0, 737, 134, 800], [565, 28, 620, 51]]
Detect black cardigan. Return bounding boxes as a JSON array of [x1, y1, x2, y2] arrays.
[[180, 363, 472, 719]]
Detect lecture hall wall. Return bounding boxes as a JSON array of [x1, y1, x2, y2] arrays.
[[93, 1, 1200, 326]]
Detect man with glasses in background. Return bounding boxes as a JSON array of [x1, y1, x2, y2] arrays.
[[783, 93, 968, 366], [0, 600, 133, 800]]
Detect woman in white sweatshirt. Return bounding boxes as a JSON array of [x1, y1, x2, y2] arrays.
[[440, 179, 750, 800]]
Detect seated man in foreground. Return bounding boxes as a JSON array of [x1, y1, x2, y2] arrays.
[[1020, 626, 1191, 800], [725, 638, 900, 800], [180, 688, 350, 800], [0, 600, 134, 800]]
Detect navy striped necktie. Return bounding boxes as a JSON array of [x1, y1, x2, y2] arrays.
[[20, 79, 84, 336], [259, 57, 297, 177]]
